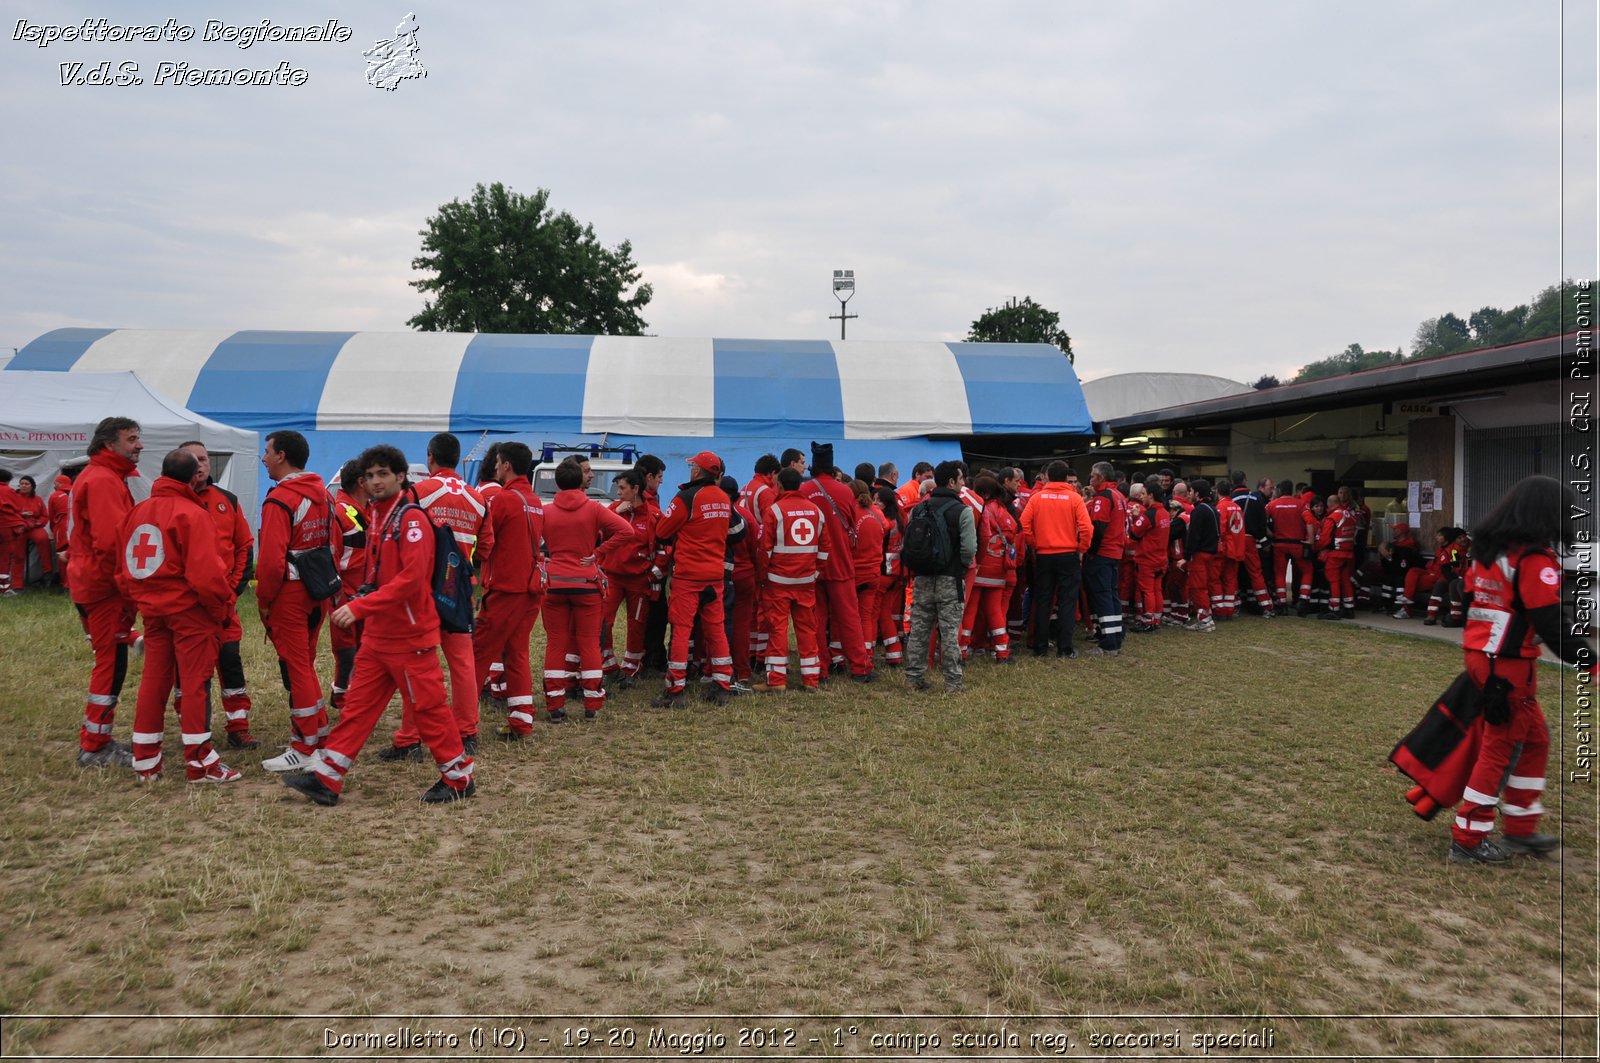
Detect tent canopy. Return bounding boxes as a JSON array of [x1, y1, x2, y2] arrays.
[[0, 370, 260, 516], [11, 329, 1092, 440]]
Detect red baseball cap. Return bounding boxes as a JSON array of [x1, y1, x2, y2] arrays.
[[688, 450, 723, 476]]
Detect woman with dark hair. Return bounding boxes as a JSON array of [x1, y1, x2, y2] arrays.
[[873, 486, 906, 665], [851, 479, 890, 669], [13, 475, 54, 587], [965, 473, 1019, 662], [1448, 476, 1588, 865]]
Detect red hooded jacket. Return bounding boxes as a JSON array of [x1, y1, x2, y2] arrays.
[[799, 473, 857, 582], [48, 477, 72, 549], [476, 476, 545, 594], [974, 499, 1019, 588], [347, 494, 441, 650], [69, 449, 139, 603], [115, 477, 233, 623], [543, 487, 633, 592], [852, 505, 889, 585], [598, 497, 657, 582]]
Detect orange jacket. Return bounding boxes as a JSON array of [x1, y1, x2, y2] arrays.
[[1019, 483, 1093, 554]]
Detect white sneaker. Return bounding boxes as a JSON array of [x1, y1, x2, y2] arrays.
[[261, 747, 313, 773]]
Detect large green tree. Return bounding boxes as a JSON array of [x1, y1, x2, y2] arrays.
[[1292, 342, 1404, 383], [966, 296, 1074, 362], [408, 182, 652, 334]]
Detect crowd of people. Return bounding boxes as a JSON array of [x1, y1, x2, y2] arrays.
[[8, 417, 1581, 864]]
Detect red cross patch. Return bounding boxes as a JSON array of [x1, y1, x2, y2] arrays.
[[125, 524, 165, 579]]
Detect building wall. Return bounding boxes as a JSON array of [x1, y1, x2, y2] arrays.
[[1406, 416, 1456, 542]]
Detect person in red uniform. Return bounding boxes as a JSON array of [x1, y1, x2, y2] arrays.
[[896, 462, 933, 514], [13, 475, 55, 588], [851, 479, 890, 668], [1082, 461, 1128, 655], [800, 442, 874, 682], [598, 469, 656, 686], [48, 473, 73, 592], [738, 454, 781, 672], [1128, 477, 1171, 633], [380, 433, 492, 756], [652, 451, 738, 707], [473, 444, 508, 705], [873, 487, 906, 666], [178, 441, 258, 748], [471, 442, 545, 741], [721, 474, 763, 692], [283, 444, 477, 806], [1229, 474, 1275, 615], [257, 430, 335, 773], [1316, 493, 1359, 620], [967, 474, 1019, 663], [1214, 488, 1245, 620], [758, 466, 824, 691], [70, 416, 144, 767], [541, 459, 633, 720], [328, 460, 369, 712], [1266, 478, 1311, 612], [0, 470, 26, 595], [1447, 476, 1589, 863], [117, 449, 240, 783], [1163, 483, 1192, 626], [1178, 479, 1220, 633]]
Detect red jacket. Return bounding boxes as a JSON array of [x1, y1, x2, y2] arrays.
[[598, 497, 657, 582], [1130, 500, 1171, 566], [347, 495, 441, 650], [1216, 495, 1247, 561], [730, 499, 764, 582], [739, 473, 777, 531], [1087, 486, 1128, 560], [543, 487, 633, 592], [115, 477, 233, 623], [48, 478, 72, 548], [410, 469, 492, 562], [333, 489, 368, 595], [1318, 505, 1358, 558], [655, 478, 733, 583], [257, 471, 334, 607], [852, 505, 888, 585], [14, 491, 47, 531], [974, 499, 1019, 588], [761, 491, 823, 586], [195, 483, 253, 595], [0, 483, 21, 533], [68, 449, 139, 603], [476, 476, 545, 595], [1463, 546, 1561, 659], [799, 473, 857, 582], [1266, 496, 1309, 544]]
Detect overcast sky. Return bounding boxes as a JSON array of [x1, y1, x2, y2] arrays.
[[2, 1, 1594, 384]]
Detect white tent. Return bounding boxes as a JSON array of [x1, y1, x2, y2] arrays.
[[0, 371, 259, 519]]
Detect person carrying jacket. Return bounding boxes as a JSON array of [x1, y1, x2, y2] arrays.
[[541, 459, 633, 720], [177, 441, 258, 749], [257, 430, 336, 773], [652, 451, 738, 707], [903, 461, 977, 693], [70, 416, 144, 767], [758, 466, 824, 691], [116, 449, 240, 784], [382, 433, 492, 757], [471, 442, 545, 740], [800, 442, 875, 682], [283, 444, 476, 806], [1018, 460, 1092, 657]]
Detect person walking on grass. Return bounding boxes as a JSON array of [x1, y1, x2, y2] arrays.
[[283, 445, 476, 806]]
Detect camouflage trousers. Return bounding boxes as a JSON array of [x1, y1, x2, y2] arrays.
[[903, 574, 964, 689]]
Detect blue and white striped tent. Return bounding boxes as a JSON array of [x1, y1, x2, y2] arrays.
[[10, 329, 1092, 485]]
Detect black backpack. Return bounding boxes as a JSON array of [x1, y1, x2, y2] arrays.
[[901, 496, 958, 575]]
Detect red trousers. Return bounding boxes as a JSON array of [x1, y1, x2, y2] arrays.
[[1453, 657, 1548, 846], [600, 577, 650, 677], [0, 527, 22, 591], [129, 606, 223, 779], [313, 643, 473, 796], [1164, 564, 1189, 622], [1324, 554, 1354, 612], [856, 579, 883, 666], [396, 629, 478, 743], [542, 591, 605, 714], [1217, 557, 1239, 617], [744, 581, 768, 670], [973, 585, 1012, 660], [1186, 554, 1217, 618], [76, 594, 138, 752], [666, 577, 731, 694], [1118, 557, 1137, 608], [729, 571, 759, 681], [1272, 545, 1310, 606], [1238, 547, 1271, 609], [264, 585, 328, 755], [1402, 569, 1439, 606], [810, 576, 870, 676], [1134, 560, 1165, 625], [877, 573, 905, 664], [473, 590, 541, 734], [761, 581, 820, 689]]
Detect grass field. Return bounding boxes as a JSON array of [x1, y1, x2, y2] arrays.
[[0, 588, 1593, 1060]]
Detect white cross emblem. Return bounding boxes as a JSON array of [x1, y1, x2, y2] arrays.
[[125, 524, 165, 580], [790, 516, 817, 546]]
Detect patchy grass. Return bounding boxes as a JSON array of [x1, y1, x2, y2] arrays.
[[0, 589, 1592, 1058]]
